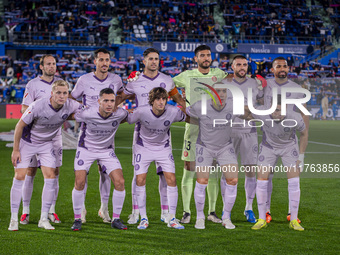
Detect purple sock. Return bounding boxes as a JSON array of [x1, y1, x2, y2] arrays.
[[112, 189, 126, 219], [159, 174, 168, 211], [11, 178, 24, 214], [167, 186, 178, 216], [256, 180, 268, 220], [99, 172, 111, 205], [222, 183, 237, 220], [194, 181, 207, 219], [22, 175, 34, 207], [41, 179, 57, 216], [72, 188, 84, 219]]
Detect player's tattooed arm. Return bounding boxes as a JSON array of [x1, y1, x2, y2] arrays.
[[115, 91, 132, 107], [238, 106, 253, 120], [20, 104, 29, 114], [302, 103, 309, 133], [297, 128, 308, 171], [11, 119, 28, 167], [68, 93, 82, 103], [186, 115, 199, 125], [170, 88, 186, 111]]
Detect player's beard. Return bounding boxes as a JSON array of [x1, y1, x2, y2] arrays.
[[198, 60, 211, 70], [99, 66, 109, 73], [235, 70, 246, 78], [277, 71, 287, 79]]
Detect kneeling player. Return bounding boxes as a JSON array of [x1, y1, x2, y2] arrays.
[[250, 97, 308, 231], [71, 88, 128, 231], [127, 87, 188, 230], [10, 80, 80, 231], [186, 84, 241, 230]]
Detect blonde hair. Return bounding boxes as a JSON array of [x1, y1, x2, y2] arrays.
[[52, 80, 69, 91]]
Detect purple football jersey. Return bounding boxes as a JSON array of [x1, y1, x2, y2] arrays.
[[252, 108, 306, 148], [226, 78, 259, 133], [187, 100, 236, 150], [71, 72, 123, 107], [21, 98, 80, 144], [22, 76, 63, 106], [264, 79, 305, 110], [75, 107, 128, 151], [124, 72, 175, 107], [127, 104, 185, 150]]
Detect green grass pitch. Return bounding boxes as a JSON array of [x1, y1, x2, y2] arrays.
[[0, 119, 339, 254]]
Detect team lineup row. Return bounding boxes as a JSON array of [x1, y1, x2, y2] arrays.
[[8, 45, 308, 232]]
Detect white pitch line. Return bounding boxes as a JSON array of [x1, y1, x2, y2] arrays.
[[258, 135, 340, 148], [308, 141, 340, 148], [305, 152, 340, 154], [115, 147, 339, 154]]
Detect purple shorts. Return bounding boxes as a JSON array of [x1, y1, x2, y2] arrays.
[[28, 134, 63, 168], [16, 139, 57, 169], [74, 147, 122, 175], [195, 143, 238, 167], [258, 142, 299, 168], [231, 132, 258, 165], [133, 144, 175, 176]]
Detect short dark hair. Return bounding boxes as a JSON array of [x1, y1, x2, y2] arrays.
[[99, 88, 115, 97], [232, 55, 247, 65], [194, 45, 211, 56], [272, 57, 287, 66], [40, 54, 55, 66], [148, 87, 168, 105], [94, 48, 111, 59], [143, 48, 160, 58]]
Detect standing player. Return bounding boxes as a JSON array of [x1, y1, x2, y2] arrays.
[[249, 97, 308, 231], [187, 83, 247, 229], [9, 80, 80, 231], [127, 87, 187, 230], [263, 57, 309, 223], [70, 48, 124, 223], [71, 88, 128, 231], [226, 55, 260, 223], [173, 45, 228, 224], [115, 48, 186, 224], [20, 54, 63, 225]]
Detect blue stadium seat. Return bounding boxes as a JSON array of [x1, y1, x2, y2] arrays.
[[249, 40, 254, 43]]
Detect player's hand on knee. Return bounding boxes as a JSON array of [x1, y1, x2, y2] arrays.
[[297, 154, 304, 172], [127, 71, 140, 82], [11, 151, 21, 167]]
